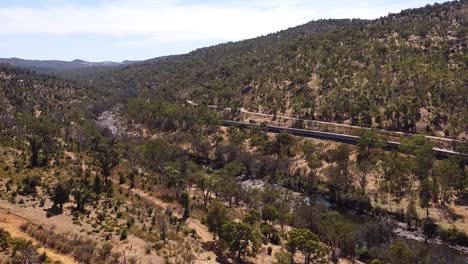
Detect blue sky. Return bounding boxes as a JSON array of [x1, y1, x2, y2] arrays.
[[0, 0, 440, 62]]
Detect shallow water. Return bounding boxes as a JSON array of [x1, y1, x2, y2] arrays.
[[397, 237, 468, 264]]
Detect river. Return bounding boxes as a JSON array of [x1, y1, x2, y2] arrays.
[[241, 179, 468, 263]]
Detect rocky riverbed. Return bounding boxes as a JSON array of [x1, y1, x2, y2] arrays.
[[96, 110, 144, 138], [393, 221, 468, 255], [241, 178, 468, 259], [96, 111, 119, 136]]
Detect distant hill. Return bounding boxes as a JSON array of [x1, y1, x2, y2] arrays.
[[0, 57, 138, 75]]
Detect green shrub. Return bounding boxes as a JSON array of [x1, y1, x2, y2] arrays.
[[120, 228, 128, 240], [439, 227, 468, 247], [270, 232, 281, 245], [356, 247, 370, 261]]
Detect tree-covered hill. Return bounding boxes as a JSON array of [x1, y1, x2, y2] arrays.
[[0, 65, 107, 170], [0, 65, 95, 119], [0, 65, 99, 156], [75, 1, 467, 139], [0, 58, 137, 76]]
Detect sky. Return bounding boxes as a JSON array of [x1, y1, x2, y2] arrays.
[[0, 0, 441, 62]]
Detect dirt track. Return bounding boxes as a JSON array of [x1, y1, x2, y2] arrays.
[[0, 198, 164, 264], [0, 208, 78, 264]]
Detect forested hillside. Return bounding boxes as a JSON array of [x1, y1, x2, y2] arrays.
[[0, 65, 98, 167], [0, 65, 96, 130], [0, 2, 467, 264], [0, 65, 94, 116], [76, 1, 467, 139]]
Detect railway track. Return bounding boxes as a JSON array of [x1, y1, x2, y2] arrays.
[[223, 120, 467, 161], [187, 100, 463, 145]]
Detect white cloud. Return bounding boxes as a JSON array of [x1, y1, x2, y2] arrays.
[[0, 1, 315, 41], [0, 0, 439, 43]]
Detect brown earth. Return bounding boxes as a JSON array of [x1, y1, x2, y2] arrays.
[[0, 198, 164, 264], [112, 180, 214, 243], [0, 208, 78, 264]]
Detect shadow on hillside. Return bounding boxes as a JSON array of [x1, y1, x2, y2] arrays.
[[45, 206, 62, 217], [202, 241, 256, 264]]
